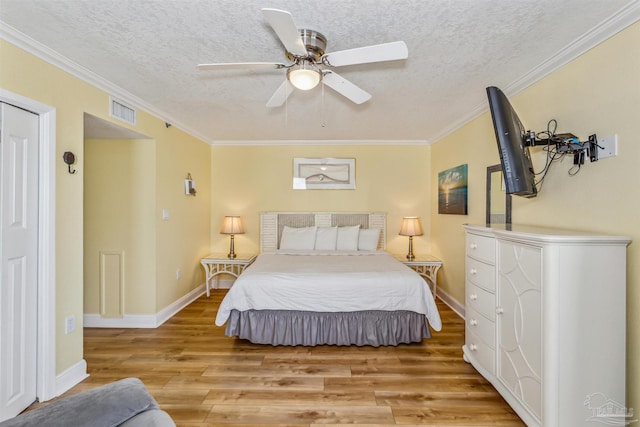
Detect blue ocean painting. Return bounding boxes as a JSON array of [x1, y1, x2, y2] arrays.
[[438, 164, 468, 215]]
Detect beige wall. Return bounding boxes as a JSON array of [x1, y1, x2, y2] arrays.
[[210, 144, 432, 256], [0, 40, 211, 374], [431, 115, 498, 303], [84, 138, 157, 315], [155, 125, 211, 310], [430, 22, 640, 412], [489, 170, 505, 217]]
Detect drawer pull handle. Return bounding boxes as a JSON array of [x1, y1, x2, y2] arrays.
[[470, 243, 478, 250], [470, 268, 477, 275], [470, 294, 478, 301], [496, 307, 504, 315], [470, 344, 478, 351], [470, 319, 478, 326]]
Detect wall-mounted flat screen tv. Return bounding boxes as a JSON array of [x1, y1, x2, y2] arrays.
[[486, 86, 537, 198]]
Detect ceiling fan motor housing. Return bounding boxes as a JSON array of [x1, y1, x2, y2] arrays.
[[285, 29, 327, 61]]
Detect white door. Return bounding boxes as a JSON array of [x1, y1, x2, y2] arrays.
[[0, 102, 39, 420]]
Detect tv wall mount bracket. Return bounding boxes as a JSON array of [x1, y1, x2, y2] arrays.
[[526, 132, 601, 165]]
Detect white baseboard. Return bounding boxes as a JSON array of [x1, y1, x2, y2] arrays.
[[56, 359, 88, 397], [155, 283, 206, 326], [84, 283, 206, 328], [436, 288, 465, 319], [83, 313, 158, 328]]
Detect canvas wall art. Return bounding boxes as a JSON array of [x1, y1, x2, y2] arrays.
[[438, 164, 468, 215]]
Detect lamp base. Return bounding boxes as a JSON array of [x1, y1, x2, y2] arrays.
[[227, 235, 237, 259], [406, 236, 415, 261]]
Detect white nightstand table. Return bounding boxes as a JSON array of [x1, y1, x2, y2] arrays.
[[392, 254, 443, 297], [200, 253, 256, 296]]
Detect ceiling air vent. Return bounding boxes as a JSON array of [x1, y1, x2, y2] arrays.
[[109, 97, 136, 126]]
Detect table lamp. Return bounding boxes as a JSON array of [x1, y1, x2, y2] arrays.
[[220, 216, 244, 259], [399, 216, 423, 261]]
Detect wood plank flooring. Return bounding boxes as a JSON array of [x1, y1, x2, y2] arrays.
[[71, 290, 524, 426]]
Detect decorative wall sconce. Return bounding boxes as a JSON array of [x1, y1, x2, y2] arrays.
[[184, 173, 196, 196], [63, 151, 77, 174]]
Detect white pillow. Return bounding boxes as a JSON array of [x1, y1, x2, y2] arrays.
[[336, 225, 360, 251], [358, 228, 380, 251], [280, 226, 317, 250], [315, 226, 338, 250]]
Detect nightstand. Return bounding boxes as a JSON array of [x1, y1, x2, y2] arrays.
[[200, 253, 256, 296], [392, 253, 442, 297]]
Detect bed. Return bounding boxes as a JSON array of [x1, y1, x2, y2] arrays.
[[214, 212, 442, 346]]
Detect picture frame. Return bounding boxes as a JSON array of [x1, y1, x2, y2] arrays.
[[293, 158, 356, 190], [438, 164, 468, 215]]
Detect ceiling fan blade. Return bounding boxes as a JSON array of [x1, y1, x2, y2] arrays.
[[322, 72, 371, 105], [321, 41, 408, 67], [261, 8, 308, 57], [266, 80, 295, 108], [197, 62, 287, 71]]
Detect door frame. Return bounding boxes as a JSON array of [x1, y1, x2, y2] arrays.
[[0, 89, 56, 401]]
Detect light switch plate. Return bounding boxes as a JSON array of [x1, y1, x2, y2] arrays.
[[65, 315, 75, 334]]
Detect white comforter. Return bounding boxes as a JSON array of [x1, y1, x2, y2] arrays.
[[215, 251, 442, 331]]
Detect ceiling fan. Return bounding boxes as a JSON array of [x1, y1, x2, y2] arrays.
[[198, 8, 408, 107]]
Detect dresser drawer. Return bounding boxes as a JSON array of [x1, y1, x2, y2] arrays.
[[466, 281, 495, 321], [465, 329, 495, 376], [466, 257, 495, 292], [465, 305, 495, 348], [466, 233, 495, 264]]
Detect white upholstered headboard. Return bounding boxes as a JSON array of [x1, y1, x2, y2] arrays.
[[260, 212, 386, 252]]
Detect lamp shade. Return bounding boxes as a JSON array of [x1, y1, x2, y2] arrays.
[[399, 217, 423, 236], [220, 216, 244, 235]]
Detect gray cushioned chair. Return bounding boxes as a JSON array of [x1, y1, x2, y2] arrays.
[[0, 378, 175, 427]]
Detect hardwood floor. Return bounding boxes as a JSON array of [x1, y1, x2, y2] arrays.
[[73, 290, 524, 426]]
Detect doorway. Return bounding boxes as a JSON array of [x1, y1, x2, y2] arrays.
[[82, 113, 152, 324]]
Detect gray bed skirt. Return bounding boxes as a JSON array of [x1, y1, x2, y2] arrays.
[[224, 309, 432, 347]]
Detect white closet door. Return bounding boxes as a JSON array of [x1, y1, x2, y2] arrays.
[[0, 102, 39, 421]]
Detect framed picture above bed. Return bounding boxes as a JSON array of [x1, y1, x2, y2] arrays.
[[293, 158, 355, 190]]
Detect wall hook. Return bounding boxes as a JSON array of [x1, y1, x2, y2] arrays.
[[63, 152, 77, 174]]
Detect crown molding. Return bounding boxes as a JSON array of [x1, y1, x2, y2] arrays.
[[505, 0, 640, 96], [427, 1, 640, 144], [211, 139, 430, 146], [0, 21, 211, 144]]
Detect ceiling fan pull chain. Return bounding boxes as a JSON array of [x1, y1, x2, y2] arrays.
[[284, 89, 288, 127], [321, 81, 327, 127]]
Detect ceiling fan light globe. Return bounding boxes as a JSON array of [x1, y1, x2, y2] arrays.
[[287, 60, 322, 90]]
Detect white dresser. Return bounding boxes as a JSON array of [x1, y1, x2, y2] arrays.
[[462, 224, 630, 426]]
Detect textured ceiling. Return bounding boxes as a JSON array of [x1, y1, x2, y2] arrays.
[[1, 0, 638, 144]]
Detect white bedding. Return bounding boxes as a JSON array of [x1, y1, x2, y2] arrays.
[[215, 251, 442, 331]]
